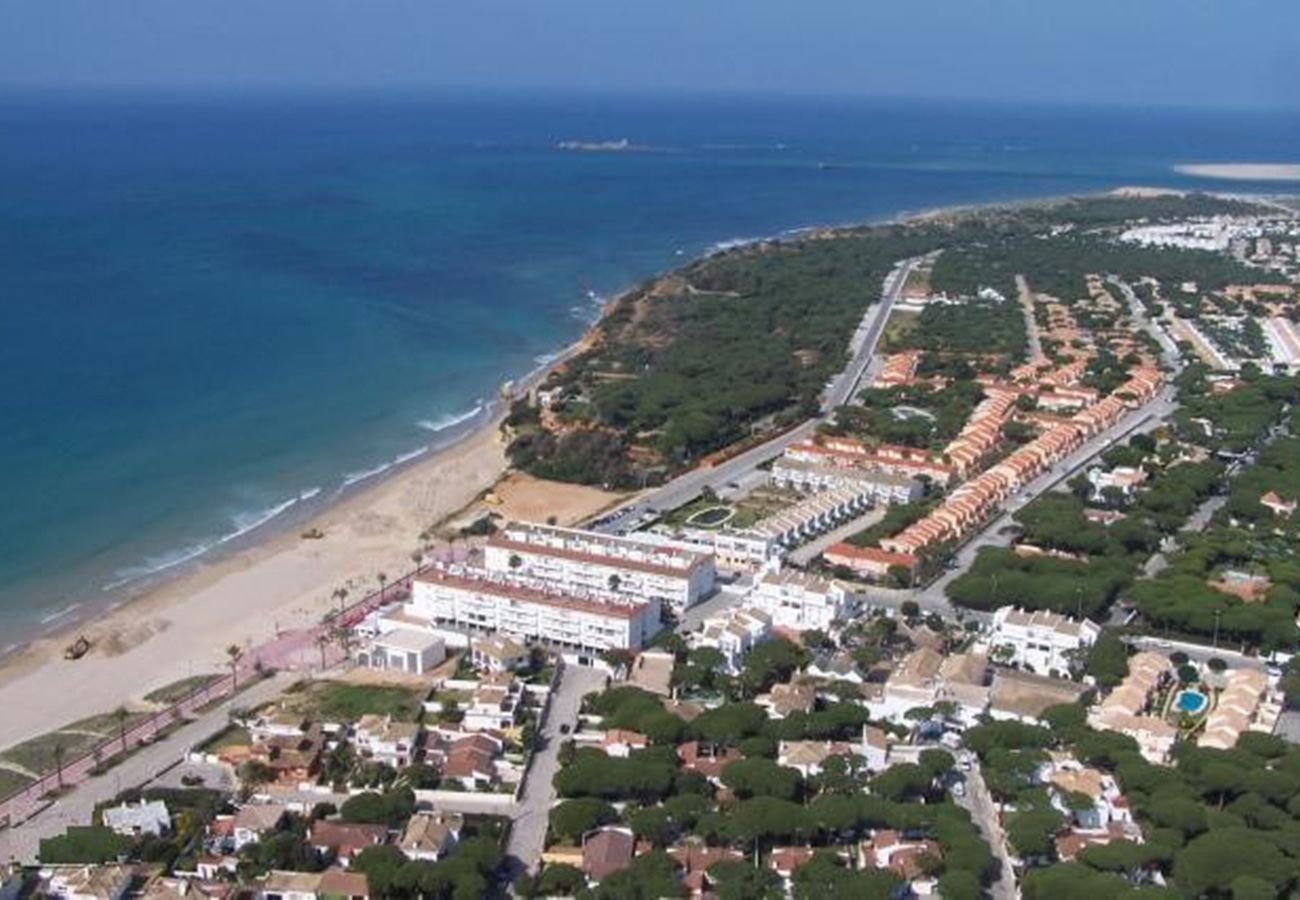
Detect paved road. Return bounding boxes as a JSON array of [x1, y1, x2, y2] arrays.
[[1125, 635, 1278, 671], [591, 257, 921, 535], [956, 760, 1017, 900], [503, 663, 608, 879], [0, 672, 294, 865], [1015, 275, 1045, 363], [1109, 276, 1183, 372]]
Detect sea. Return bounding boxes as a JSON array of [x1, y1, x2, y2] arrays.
[[2, 89, 1297, 647]]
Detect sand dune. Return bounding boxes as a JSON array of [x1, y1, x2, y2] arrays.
[[1176, 163, 1300, 182]]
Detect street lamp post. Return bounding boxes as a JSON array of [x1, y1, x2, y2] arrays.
[[1212, 609, 1223, 650]]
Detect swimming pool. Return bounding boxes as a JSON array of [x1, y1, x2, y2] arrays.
[[1176, 690, 1208, 714]]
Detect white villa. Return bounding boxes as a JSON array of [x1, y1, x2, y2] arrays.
[[747, 569, 854, 633], [988, 606, 1101, 676]]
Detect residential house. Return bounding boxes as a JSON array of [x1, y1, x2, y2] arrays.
[[581, 827, 636, 883], [1200, 668, 1272, 750], [258, 870, 368, 900], [747, 569, 854, 633], [1087, 652, 1176, 763], [46, 865, 136, 900], [232, 805, 289, 850], [668, 841, 743, 897], [822, 542, 918, 582], [602, 729, 649, 758], [308, 821, 387, 867], [1261, 491, 1297, 517], [460, 672, 524, 733], [988, 606, 1101, 676], [758, 682, 816, 719], [469, 634, 529, 673], [429, 731, 504, 791], [353, 715, 422, 768], [695, 608, 772, 673], [859, 829, 942, 883], [399, 811, 464, 862], [102, 800, 170, 838], [777, 740, 855, 779], [677, 742, 741, 784]]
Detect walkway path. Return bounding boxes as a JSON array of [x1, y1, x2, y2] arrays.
[[0, 672, 293, 865]]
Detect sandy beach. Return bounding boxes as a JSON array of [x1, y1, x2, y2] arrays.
[[1176, 163, 1300, 182], [0, 334, 632, 756]]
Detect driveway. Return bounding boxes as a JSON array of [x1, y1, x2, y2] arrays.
[[503, 663, 608, 879]]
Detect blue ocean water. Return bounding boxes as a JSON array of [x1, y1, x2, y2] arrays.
[[1, 90, 1297, 643]]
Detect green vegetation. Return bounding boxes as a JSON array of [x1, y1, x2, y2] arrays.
[[287, 680, 424, 724], [143, 674, 222, 706], [352, 823, 506, 899], [975, 711, 1300, 898], [893, 298, 1028, 361], [0, 767, 34, 797], [835, 379, 985, 450], [1, 709, 146, 777], [39, 826, 132, 864]]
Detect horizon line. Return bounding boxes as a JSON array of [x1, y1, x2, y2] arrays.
[[2, 82, 1299, 117]]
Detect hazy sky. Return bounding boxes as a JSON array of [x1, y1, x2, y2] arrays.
[[2, 0, 1297, 110]]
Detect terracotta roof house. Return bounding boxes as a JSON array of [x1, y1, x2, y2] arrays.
[[308, 821, 388, 866], [668, 841, 743, 896], [677, 741, 741, 782], [581, 827, 636, 882]]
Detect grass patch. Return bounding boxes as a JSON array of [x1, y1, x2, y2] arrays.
[[0, 767, 34, 797], [195, 723, 251, 754], [144, 674, 221, 705], [881, 309, 921, 347], [2, 730, 108, 777], [289, 681, 424, 724]]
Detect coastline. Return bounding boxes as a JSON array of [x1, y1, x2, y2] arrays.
[[0, 318, 607, 750], [0, 182, 1220, 749]]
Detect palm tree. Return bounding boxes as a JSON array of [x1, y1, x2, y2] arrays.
[[376, 572, 388, 599], [316, 632, 330, 671], [112, 706, 130, 753], [52, 740, 66, 789], [226, 644, 244, 691], [332, 587, 349, 616], [332, 625, 355, 661], [607, 573, 622, 592]]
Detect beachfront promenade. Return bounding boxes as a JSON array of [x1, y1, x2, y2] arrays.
[[0, 568, 421, 837]]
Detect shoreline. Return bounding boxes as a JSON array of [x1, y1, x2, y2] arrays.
[[0, 182, 1240, 750]]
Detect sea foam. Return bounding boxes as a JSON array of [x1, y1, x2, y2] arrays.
[[103, 487, 322, 591]]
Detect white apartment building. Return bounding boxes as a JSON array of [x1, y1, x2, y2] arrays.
[[747, 569, 854, 632], [770, 458, 923, 505], [638, 525, 782, 572], [695, 607, 772, 673], [409, 566, 660, 653], [989, 606, 1101, 676], [483, 521, 716, 612]]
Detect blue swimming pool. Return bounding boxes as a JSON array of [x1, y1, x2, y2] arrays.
[[1176, 690, 1208, 714]]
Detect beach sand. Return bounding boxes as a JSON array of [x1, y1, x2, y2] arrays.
[[0, 421, 509, 749], [1175, 163, 1300, 182]]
